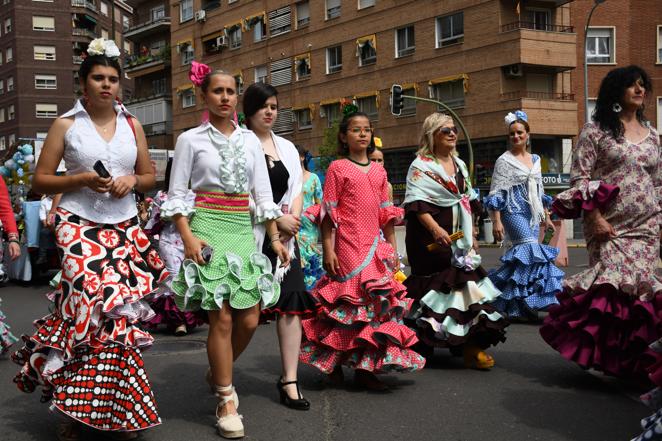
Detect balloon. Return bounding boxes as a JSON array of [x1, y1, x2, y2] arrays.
[[16, 168, 24, 178], [4, 159, 16, 170], [24, 154, 34, 163], [19, 144, 33, 155], [0, 166, 9, 177], [12, 152, 23, 162]]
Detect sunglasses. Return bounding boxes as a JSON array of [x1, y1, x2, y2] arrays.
[[438, 126, 458, 136]]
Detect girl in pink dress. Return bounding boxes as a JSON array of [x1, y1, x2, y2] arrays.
[[300, 109, 425, 390]]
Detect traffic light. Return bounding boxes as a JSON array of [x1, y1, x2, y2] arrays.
[[390, 84, 404, 116]]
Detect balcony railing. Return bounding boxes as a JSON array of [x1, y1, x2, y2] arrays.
[[501, 90, 575, 101], [124, 91, 171, 105], [124, 49, 170, 70], [71, 0, 98, 13], [501, 21, 574, 33], [125, 16, 171, 36], [72, 28, 96, 39]]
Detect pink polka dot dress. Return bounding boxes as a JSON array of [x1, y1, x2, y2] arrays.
[[300, 159, 426, 374]]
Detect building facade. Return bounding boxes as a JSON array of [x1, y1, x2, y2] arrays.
[[571, 0, 662, 133], [0, 0, 133, 152], [123, 0, 173, 153], [170, 0, 579, 203]]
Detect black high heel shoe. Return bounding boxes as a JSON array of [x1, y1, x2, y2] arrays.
[[277, 378, 310, 410]]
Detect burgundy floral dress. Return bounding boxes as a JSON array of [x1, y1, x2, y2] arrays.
[[299, 159, 425, 374], [541, 122, 662, 379]]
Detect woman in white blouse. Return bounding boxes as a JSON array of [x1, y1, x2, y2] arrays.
[[165, 64, 289, 438], [13, 40, 167, 441]]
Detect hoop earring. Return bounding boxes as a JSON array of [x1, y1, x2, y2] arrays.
[[612, 103, 623, 113]]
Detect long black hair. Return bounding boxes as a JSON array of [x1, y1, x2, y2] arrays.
[[79, 54, 122, 81], [336, 111, 376, 157], [242, 82, 278, 129], [163, 157, 173, 191], [296, 144, 310, 171], [594, 65, 652, 140]]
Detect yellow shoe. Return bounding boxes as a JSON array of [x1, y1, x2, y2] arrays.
[[463, 346, 495, 370]]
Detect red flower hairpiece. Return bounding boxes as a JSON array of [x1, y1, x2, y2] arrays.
[[189, 61, 212, 87]]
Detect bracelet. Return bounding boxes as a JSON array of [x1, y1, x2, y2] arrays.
[[271, 236, 281, 243], [133, 175, 140, 189], [8, 239, 19, 245]]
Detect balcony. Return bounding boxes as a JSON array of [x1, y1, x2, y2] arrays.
[[73, 55, 84, 64], [124, 91, 170, 105], [501, 90, 575, 101], [72, 28, 96, 40], [124, 16, 171, 40], [497, 26, 576, 71], [501, 21, 573, 33], [71, 0, 98, 13], [124, 49, 170, 77]]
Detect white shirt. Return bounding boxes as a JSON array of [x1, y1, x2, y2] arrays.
[[164, 121, 280, 221], [39, 196, 53, 221], [58, 99, 138, 224]]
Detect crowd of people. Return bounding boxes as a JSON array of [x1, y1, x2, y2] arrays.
[[0, 38, 660, 441]]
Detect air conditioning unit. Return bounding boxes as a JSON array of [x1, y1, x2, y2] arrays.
[[505, 64, 523, 77], [216, 35, 228, 48], [195, 10, 206, 22]]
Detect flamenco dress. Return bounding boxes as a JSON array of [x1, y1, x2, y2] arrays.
[[298, 173, 325, 291], [300, 159, 425, 374]]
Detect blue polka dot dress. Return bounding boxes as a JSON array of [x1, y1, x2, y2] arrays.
[[484, 155, 563, 318]]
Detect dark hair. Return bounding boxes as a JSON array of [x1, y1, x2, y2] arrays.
[[336, 111, 376, 156], [200, 70, 236, 94], [78, 54, 122, 81], [594, 65, 652, 140], [296, 144, 310, 171], [508, 119, 530, 133], [163, 157, 173, 191], [242, 83, 278, 129]]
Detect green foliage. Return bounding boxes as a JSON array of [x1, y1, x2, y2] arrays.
[[317, 120, 340, 172]]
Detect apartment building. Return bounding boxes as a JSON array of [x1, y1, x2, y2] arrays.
[[123, 0, 173, 151], [571, 0, 662, 133], [0, 0, 133, 151], [171, 0, 578, 201]]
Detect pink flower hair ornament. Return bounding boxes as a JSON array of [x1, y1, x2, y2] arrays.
[[189, 61, 212, 87]]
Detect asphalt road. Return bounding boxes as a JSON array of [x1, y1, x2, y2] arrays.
[[0, 247, 651, 441]]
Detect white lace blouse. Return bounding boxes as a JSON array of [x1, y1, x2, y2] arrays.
[[58, 99, 138, 224], [163, 121, 281, 222]]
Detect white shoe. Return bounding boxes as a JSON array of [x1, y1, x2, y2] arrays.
[[215, 388, 244, 439], [208, 370, 239, 408]]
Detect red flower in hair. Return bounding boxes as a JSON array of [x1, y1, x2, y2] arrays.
[[189, 61, 212, 87]]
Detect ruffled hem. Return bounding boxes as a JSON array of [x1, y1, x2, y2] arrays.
[[404, 265, 488, 302], [484, 194, 506, 212], [539, 284, 661, 379], [1, 323, 17, 354], [564, 261, 662, 301], [379, 204, 404, 228], [488, 242, 563, 317], [300, 342, 425, 374], [144, 295, 207, 331], [160, 197, 195, 219], [415, 309, 508, 349], [262, 289, 321, 318], [552, 181, 620, 219], [631, 407, 662, 441], [172, 252, 280, 311], [254, 201, 283, 223]]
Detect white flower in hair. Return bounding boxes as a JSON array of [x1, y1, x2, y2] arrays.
[[87, 38, 106, 56], [504, 112, 518, 126], [103, 40, 121, 58]]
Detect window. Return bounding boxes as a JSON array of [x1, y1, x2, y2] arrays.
[[122, 15, 130, 31], [254, 65, 267, 83], [270, 58, 292, 86], [523, 8, 551, 31], [152, 78, 166, 95], [7, 76, 13, 92], [202, 0, 221, 11], [4, 17, 11, 33], [268, 6, 291, 37], [431, 79, 465, 108], [36, 75, 58, 91], [658, 26, 662, 63], [36, 131, 48, 140], [0, 137, 5, 151], [322, 103, 340, 127], [357, 37, 376, 66], [234, 73, 243, 94], [273, 108, 294, 135], [32, 16, 55, 31], [295, 54, 311, 80], [0, 108, 4, 123], [400, 87, 416, 116], [182, 89, 195, 108], [34, 45, 56, 60], [124, 40, 131, 55], [152, 5, 165, 21], [101, 29, 109, 39], [436, 12, 464, 47], [251, 16, 267, 42], [0, 51, 3, 65], [181, 44, 194, 65], [295, 108, 312, 130], [228, 26, 242, 49], [356, 95, 378, 119], [396, 26, 415, 58], [358, 0, 375, 9], [0, 80, 4, 94], [657, 97, 662, 133], [326, 45, 342, 74], [36, 103, 58, 118], [180, 0, 193, 22], [8, 104, 15, 120], [5, 47, 11, 63], [587, 98, 596, 121], [587, 27, 615, 64], [151, 39, 166, 54], [296, 1, 310, 28], [100, 1, 108, 16], [8, 134, 15, 146], [326, 0, 341, 19]]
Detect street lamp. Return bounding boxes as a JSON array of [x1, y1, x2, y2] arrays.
[[583, 0, 607, 123]]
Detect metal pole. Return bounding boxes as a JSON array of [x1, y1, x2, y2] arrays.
[[399, 95, 474, 183], [584, 1, 606, 123]]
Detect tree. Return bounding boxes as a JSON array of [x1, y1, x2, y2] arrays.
[[317, 120, 339, 172]]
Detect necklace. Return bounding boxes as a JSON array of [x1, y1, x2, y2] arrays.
[[347, 157, 370, 166]]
